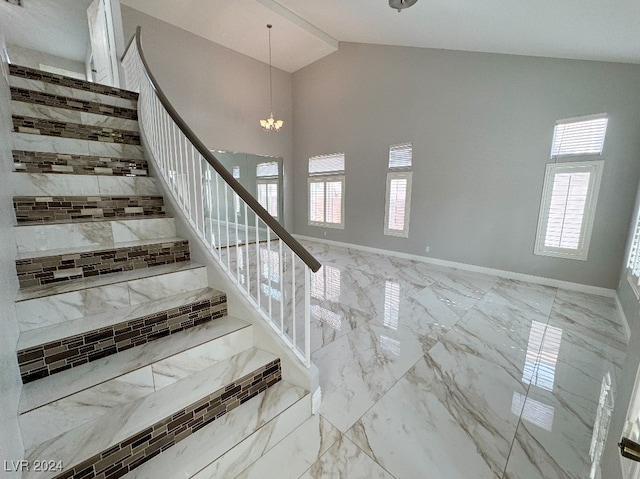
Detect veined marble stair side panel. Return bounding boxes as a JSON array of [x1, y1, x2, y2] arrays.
[[19, 318, 253, 451], [17, 292, 227, 383], [14, 217, 176, 254], [12, 151, 148, 177]]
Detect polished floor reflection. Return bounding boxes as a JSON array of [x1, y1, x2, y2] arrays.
[[236, 240, 627, 478]]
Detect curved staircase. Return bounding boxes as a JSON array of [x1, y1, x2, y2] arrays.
[[7, 64, 310, 479]]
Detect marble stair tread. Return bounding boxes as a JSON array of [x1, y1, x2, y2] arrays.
[[14, 213, 168, 227], [11, 132, 145, 159], [14, 217, 176, 255], [17, 286, 224, 350], [19, 319, 254, 452], [15, 235, 187, 261], [8, 74, 137, 110], [19, 315, 252, 414], [15, 260, 205, 302], [12, 172, 157, 196], [22, 347, 279, 479], [11, 100, 139, 132], [124, 382, 310, 479], [9, 64, 139, 102]]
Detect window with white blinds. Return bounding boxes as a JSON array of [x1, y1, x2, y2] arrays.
[[384, 142, 413, 237], [308, 153, 345, 228], [256, 161, 279, 178], [388, 143, 412, 169], [626, 210, 640, 297], [534, 161, 604, 260], [257, 179, 278, 219], [550, 114, 608, 158], [309, 153, 345, 175]]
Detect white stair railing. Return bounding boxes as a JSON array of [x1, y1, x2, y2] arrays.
[[122, 27, 321, 368]]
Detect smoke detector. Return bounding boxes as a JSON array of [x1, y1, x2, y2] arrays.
[[389, 0, 418, 12]]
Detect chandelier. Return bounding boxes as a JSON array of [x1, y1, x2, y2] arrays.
[[260, 24, 283, 132]]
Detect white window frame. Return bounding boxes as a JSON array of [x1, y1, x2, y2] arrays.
[[308, 153, 345, 229], [626, 209, 640, 299], [308, 175, 345, 229], [384, 142, 413, 238], [534, 160, 604, 261], [384, 171, 412, 238], [550, 113, 608, 159], [257, 178, 279, 219]]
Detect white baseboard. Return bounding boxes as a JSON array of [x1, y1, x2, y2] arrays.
[[293, 234, 616, 298], [615, 294, 632, 342], [311, 387, 322, 415]]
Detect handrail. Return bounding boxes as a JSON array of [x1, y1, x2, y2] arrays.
[[123, 26, 321, 273]]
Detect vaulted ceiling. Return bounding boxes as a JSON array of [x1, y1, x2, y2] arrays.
[[121, 0, 640, 72]]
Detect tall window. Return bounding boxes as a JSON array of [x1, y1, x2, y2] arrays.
[[535, 114, 607, 261], [384, 143, 412, 238], [256, 161, 279, 219], [534, 161, 604, 260], [308, 153, 345, 229]]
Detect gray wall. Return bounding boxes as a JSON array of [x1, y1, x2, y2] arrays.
[[292, 42, 640, 288], [0, 33, 25, 477], [121, 6, 294, 229], [602, 180, 640, 477], [7, 44, 86, 76]]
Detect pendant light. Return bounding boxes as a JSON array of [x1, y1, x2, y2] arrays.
[[260, 24, 283, 132]]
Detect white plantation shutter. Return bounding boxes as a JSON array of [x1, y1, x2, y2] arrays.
[[257, 180, 278, 218], [256, 161, 279, 178], [308, 153, 345, 228], [388, 143, 412, 169], [551, 114, 608, 158], [627, 213, 640, 284], [309, 153, 345, 175], [309, 181, 325, 223], [544, 172, 590, 249], [384, 171, 412, 237], [535, 161, 604, 260]]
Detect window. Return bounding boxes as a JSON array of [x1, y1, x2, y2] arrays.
[[626, 210, 640, 297], [534, 161, 604, 260], [551, 114, 608, 158], [256, 161, 279, 219], [384, 143, 412, 237], [308, 153, 345, 229]]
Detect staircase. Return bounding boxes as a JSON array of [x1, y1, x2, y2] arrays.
[[7, 64, 311, 479]]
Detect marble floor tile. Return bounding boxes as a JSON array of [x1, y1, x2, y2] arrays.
[[503, 384, 612, 479], [346, 344, 526, 479], [313, 322, 424, 432], [234, 415, 341, 479], [286, 241, 627, 479], [300, 435, 395, 479], [548, 289, 626, 351]]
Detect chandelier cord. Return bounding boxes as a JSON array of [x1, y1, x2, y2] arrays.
[[268, 25, 273, 114]]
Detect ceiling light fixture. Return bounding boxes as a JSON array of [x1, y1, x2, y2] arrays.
[[260, 24, 283, 132], [389, 0, 418, 12]]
